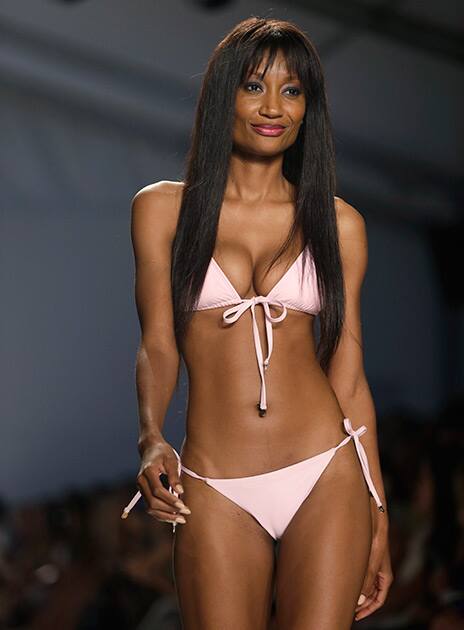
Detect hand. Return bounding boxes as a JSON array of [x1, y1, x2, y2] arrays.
[[136, 440, 191, 526], [355, 525, 394, 621]]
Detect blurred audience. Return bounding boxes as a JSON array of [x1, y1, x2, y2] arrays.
[[1, 398, 463, 629]]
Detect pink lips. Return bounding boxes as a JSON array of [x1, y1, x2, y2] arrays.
[[251, 124, 286, 137]]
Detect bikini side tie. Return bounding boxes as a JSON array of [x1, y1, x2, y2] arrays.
[[338, 418, 385, 512]]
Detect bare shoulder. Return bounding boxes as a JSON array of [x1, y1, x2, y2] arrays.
[[133, 179, 184, 201], [131, 180, 184, 229], [334, 196, 368, 281], [130, 180, 185, 260], [334, 196, 366, 242]]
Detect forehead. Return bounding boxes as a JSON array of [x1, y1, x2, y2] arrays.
[[247, 50, 299, 79]]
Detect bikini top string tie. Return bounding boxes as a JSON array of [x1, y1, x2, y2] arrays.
[[222, 296, 288, 416], [343, 418, 385, 512]]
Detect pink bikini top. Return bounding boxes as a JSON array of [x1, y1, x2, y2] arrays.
[[193, 246, 321, 416]]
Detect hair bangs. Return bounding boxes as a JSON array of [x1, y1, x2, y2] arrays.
[[239, 32, 313, 99]]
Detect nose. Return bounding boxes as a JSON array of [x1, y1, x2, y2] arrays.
[[258, 88, 283, 118]]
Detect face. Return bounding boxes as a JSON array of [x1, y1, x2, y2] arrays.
[[232, 49, 306, 157]]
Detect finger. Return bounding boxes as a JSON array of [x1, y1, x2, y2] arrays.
[[164, 451, 184, 494], [355, 588, 383, 620], [355, 588, 377, 612], [355, 572, 392, 613], [355, 581, 378, 607], [135, 474, 154, 506], [358, 584, 377, 607], [147, 497, 190, 516], [148, 497, 180, 514], [147, 509, 187, 524], [355, 588, 374, 611], [139, 461, 166, 497], [141, 465, 189, 510]]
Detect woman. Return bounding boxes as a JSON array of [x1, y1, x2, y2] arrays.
[[122, 16, 393, 629]]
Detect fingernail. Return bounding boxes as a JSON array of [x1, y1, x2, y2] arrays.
[[175, 516, 186, 523], [357, 594, 366, 605], [175, 484, 184, 493], [174, 501, 185, 509], [179, 507, 191, 515]]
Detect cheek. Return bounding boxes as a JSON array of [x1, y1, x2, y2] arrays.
[[233, 107, 254, 138], [234, 100, 253, 123], [232, 115, 248, 138], [293, 101, 306, 122]]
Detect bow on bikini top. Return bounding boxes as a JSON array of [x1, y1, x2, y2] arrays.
[[192, 246, 321, 416]]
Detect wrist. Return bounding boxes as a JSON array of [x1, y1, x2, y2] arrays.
[[138, 432, 165, 456], [372, 506, 389, 535]]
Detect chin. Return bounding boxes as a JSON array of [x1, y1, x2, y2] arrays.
[[253, 148, 285, 159], [233, 138, 284, 158]]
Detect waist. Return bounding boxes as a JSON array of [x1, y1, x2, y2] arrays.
[[181, 404, 346, 478], [187, 355, 331, 408], [183, 364, 344, 473]]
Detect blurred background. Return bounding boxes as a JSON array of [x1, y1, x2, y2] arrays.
[[1, 0, 463, 628]]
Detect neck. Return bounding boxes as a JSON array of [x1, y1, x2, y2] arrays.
[[225, 149, 294, 204]]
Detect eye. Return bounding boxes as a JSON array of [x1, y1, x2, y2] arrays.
[[244, 82, 262, 93], [243, 82, 302, 97], [284, 86, 302, 96]]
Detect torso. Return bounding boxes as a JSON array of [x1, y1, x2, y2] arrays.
[[173, 182, 346, 477]]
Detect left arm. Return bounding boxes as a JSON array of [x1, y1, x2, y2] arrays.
[[327, 197, 388, 532]]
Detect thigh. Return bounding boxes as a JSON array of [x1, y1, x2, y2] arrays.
[[173, 470, 276, 630], [274, 439, 372, 630]]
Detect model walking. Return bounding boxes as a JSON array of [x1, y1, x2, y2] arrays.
[[123, 16, 393, 629]]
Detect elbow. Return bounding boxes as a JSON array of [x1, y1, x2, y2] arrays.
[[137, 338, 180, 376], [329, 371, 370, 407], [139, 335, 179, 361]]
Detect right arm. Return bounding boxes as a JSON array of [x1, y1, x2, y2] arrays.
[[130, 181, 190, 523]]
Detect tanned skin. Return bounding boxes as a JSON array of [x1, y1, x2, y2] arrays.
[[130, 50, 393, 629]]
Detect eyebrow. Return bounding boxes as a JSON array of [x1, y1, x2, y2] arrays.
[[249, 71, 300, 81]]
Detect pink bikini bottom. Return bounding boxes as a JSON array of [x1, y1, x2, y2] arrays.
[[169, 418, 384, 540]]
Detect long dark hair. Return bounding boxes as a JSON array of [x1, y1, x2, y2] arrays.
[[171, 16, 344, 380]]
